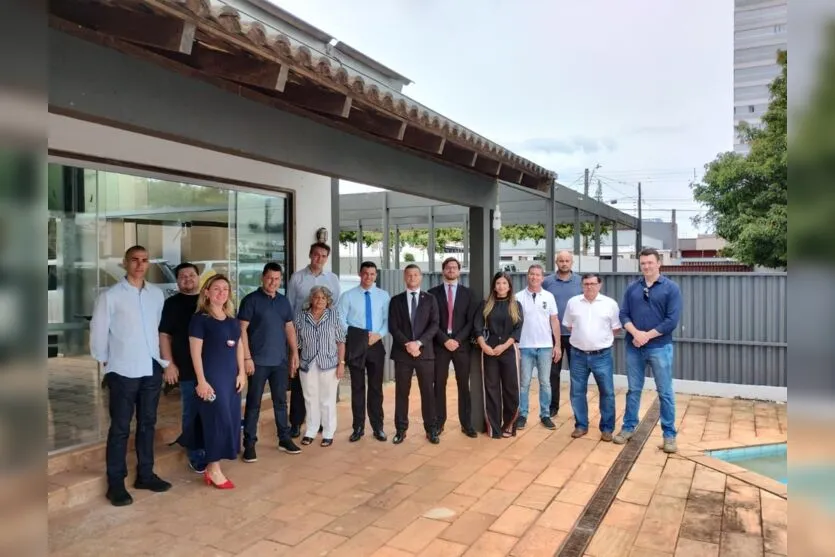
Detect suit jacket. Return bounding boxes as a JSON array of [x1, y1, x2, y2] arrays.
[[428, 283, 475, 349], [388, 290, 439, 362]]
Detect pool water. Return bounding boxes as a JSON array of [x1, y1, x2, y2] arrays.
[[708, 443, 787, 484]]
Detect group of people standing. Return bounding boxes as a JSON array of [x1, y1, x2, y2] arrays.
[[90, 241, 681, 508]]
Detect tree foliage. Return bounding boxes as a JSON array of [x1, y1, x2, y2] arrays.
[[691, 50, 787, 269]]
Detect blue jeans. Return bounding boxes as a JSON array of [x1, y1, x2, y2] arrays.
[[519, 347, 552, 419], [623, 343, 676, 438], [569, 347, 615, 433], [179, 380, 206, 469]]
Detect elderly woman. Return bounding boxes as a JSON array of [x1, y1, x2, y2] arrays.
[[294, 286, 346, 447]]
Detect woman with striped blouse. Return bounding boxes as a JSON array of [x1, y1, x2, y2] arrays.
[[294, 285, 346, 447]]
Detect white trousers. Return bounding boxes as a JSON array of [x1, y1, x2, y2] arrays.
[[299, 362, 339, 439]]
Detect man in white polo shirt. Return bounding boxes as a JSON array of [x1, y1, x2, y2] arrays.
[[562, 273, 622, 441], [515, 264, 561, 430]]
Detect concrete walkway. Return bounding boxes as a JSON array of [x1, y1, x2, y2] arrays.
[[48, 380, 787, 556]]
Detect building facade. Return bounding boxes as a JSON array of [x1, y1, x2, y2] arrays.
[[733, 0, 787, 154]]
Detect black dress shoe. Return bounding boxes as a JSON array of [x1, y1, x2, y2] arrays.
[[106, 485, 133, 507], [392, 430, 406, 444], [290, 425, 302, 439], [372, 429, 387, 442], [426, 431, 440, 444], [437, 424, 445, 435], [134, 474, 172, 493], [461, 427, 478, 438], [349, 429, 364, 442]]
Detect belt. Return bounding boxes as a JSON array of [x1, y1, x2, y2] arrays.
[[570, 345, 611, 356]]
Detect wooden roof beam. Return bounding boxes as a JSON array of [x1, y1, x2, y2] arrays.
[[190, 43, 289, 91], [50, 0, 195, 55], [498, 164, 523, 184], [280, 81, 352, 118], [440, 141, 478, 167], [474, 155, 501, 176], [348, 108, 407, 140], [402, 126, 445, 154]]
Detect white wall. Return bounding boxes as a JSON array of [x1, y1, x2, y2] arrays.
[[47, 114, 331, 271]]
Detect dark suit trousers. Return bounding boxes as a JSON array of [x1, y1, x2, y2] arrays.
[[482, 348, 520, 437], [394, 360, 436, 433], [289, 373, 305, 427], [348, 341, 386, 431], [434, 345, 472, 430], [549, 335, 571, 414], [106, 362, 162, 487]]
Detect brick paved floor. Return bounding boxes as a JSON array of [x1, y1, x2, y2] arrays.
[[48, 379, 788, 557]]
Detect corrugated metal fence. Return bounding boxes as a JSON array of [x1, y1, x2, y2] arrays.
[[376, 270, 787, 387]]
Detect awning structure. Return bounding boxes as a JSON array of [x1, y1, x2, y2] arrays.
[[49, 0, 556, 191]]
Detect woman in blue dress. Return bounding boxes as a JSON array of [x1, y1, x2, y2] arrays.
[[181, 274, 245, 489]]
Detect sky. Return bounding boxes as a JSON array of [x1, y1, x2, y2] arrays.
[[272, 0, 734, 238]]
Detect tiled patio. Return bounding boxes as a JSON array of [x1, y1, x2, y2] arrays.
[[48, 378, 788, 557]]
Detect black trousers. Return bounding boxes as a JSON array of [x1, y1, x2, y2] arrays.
[[394, 360, 436, 433], [289, 373, 305, 428], [434, 345, 472, 430], [549, 335, 571, 414], [106, 363, 162, 487], [482, 346, 520, 437], [243, 364, 291, 446], [349, 341, 386, 431]]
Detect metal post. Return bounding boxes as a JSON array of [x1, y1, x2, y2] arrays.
[[467, 205, 494, 433], [427, 206, 436, 272], [546, 184, 555, 269], [636, 181, 643, 258], [573, 208, 581, 269], [594, 214, 601, 258], [381, 192, 390, 269], [356, 220, 363, 273], [462, 213, 470, 269], [394, 225, 401, 270], [330, 177, 340, 275], [611, 223, 618, 272]]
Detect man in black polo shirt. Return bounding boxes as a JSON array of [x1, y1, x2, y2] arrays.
[[239, 262, 301, 461], [158, 262, 204, 472]]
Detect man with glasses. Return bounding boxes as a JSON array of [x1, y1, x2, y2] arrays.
[[614, 247, 682, 453], [562, 273, 621, 440]]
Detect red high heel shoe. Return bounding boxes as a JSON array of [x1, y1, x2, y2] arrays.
[[204, 471, 235, 489]]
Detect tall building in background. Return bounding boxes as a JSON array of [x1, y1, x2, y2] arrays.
[[733, 0, 787, 154]]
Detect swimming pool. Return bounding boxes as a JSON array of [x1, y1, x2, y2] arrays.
[[708, 443, 787, 484]]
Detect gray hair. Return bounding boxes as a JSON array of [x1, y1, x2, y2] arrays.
[[302, 285, 335, 311]]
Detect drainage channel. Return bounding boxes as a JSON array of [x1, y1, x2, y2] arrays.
[[556, 398, 661, 557]]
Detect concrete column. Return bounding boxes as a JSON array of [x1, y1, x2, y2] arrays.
[[356, 220, 363, 273], [393, 225, 401, 270], [594, 214, 601, 258], [546, 185, 555, 271], [381, 192, 390, 270], [427, 206, 436, 272], [611, 223, 618, 272], [330, 177, 340, 275], [462, 213, 470, 269], [573, 208, 581, 269]]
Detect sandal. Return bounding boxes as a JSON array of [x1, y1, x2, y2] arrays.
[[301, 437, 314, 446], [321, 438, 333, 447]]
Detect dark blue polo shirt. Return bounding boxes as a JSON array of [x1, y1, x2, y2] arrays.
[[237, 288, 294, 366], [619, 275, 682, 348]]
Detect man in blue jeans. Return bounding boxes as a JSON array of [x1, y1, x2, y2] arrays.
[[159, 262, 204, 472], [239, 262, 302, 462], [615, 248, 682, 453], [562, 273, 621, 440], [514, 265, 560, 430]]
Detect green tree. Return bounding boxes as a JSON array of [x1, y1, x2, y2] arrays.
[[691, 50, 787, 269], [403, 252, 415, 263]]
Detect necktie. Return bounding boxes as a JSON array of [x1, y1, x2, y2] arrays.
[[364, 291, 373, 331], [447, 285, 454, 333], [410, 292, 417, 339], [532, 292, 537, 303]]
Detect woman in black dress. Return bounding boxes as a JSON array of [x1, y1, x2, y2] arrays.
[[474, 272, 524, 439], [181, 274, 245, 489]]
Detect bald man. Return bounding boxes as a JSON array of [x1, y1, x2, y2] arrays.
[[542, 251, 582, 417]]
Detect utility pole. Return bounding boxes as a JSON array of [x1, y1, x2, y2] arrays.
[[583, 168, 590, 197], [636, 182, 643, 258]]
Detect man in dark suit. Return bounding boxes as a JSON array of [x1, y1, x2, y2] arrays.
[[388, 264, 440, 445], [428, 257, 478, 438]]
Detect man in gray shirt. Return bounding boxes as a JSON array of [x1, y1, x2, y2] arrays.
[[286, 242, 341, 437], [542, 250, 582, 417]]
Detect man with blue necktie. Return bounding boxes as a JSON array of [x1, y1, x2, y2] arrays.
[[337, 261, 391, 442]]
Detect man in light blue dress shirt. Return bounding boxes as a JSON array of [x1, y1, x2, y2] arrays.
[[286, 242, 341, 437], [90, 245, 172, 506], [337, 261, 390, 443]]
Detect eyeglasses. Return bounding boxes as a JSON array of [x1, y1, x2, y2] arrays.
[[582, 283, 600, 288], [643, 287, 650, 301]]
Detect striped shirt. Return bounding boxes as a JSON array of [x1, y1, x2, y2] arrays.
[[294, 307, 347, 371]]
